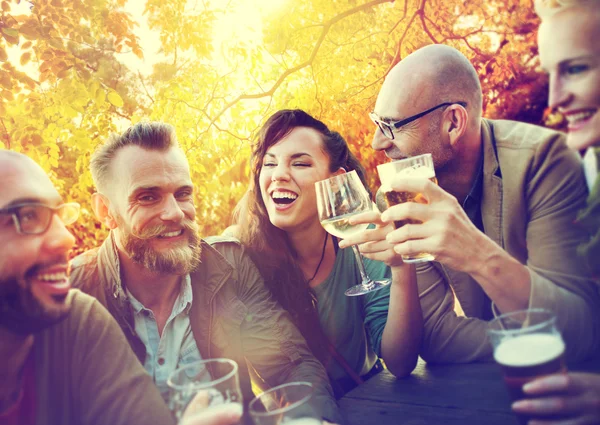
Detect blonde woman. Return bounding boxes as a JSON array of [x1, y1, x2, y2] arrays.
[[511, 1, 600, 423]]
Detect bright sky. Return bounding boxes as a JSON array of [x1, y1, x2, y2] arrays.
[[121, 0, 289, 75], [7, 0, 288, 78]]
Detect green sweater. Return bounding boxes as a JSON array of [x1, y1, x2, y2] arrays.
[[312, 246, 391, 381], [33, 290, 173, 425]]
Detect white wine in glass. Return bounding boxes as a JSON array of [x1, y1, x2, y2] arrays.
[[315, 170, 391, 296]]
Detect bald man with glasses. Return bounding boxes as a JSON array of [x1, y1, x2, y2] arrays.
[[341, 44, 600, 364]]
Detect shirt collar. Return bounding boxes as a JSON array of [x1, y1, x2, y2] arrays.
[[126, 274, 193, 316], [583, 147, 599, 191], [462, 153, 484, 209]]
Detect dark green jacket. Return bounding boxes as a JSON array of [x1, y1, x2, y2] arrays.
[[70, 234, 341, 423]]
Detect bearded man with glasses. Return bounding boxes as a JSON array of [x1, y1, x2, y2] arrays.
[[341, 44, 600, 364], [0, 150, 178, 425]]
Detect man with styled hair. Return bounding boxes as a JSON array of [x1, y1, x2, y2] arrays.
[[70, 122, 341, 423], [342, 44, 600, 363]]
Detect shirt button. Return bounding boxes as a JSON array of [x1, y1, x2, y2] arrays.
[[158, 357, 165, 365]]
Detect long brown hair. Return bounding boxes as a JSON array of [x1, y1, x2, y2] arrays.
[[233, 109, 368, 363]]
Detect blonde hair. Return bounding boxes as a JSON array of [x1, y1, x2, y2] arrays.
[[535, 0, 599, 19]]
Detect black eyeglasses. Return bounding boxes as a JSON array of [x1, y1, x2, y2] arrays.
[[0, 202, 80, 235], [370, 101, 467, 140]]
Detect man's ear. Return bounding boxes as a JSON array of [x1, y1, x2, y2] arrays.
[[443, 104, 469, 148], [91, 193, 118, 230]]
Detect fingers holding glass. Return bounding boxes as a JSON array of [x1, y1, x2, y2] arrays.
[[377, 154, 437, 263]]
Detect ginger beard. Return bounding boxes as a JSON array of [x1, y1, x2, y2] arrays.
[[0, 260, 72, 335], [114, 213, 202, 275]]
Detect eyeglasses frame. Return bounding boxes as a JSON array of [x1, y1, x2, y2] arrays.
[[370, 101, 468, 140], [0, 202, 80, 235]]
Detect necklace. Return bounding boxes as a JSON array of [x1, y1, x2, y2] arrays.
[[307, 233, 329, 284]]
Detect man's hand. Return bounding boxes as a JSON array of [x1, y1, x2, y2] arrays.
[[379, 177, 491, 274], [338, 209, 404, 268], [512, 372, 600, 424]]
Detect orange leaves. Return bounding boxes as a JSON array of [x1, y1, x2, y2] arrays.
[[0, 70, 12, 90], [1, 27, 19, 44], [20, 52, 31, 66]]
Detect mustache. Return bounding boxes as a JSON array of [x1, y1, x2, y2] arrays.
[[134, 219, 199, 240], [23, 257, 71, 282]]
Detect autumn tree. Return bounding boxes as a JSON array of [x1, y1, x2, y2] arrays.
[[1, 0, 545, 254]]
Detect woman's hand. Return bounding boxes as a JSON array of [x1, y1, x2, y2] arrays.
[[512, 372, 600, 425]]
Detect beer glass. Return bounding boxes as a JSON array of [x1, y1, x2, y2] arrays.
[[167, 358, 243, 424], [488, 309, 566, 425], [249, 382, 320, 425], [376, 153, 437, 263], [315, 170, 391, 296]]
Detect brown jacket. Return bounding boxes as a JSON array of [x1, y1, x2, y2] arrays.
[[35, 290, 173, 425], [70, 235, 341, 422], [418, 119, 600, 363]]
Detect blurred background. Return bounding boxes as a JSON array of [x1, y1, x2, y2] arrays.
[[0, 0, 559, 254]]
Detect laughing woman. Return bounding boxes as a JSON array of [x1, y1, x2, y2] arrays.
[[511, 1, 600, 423], [229, 109, 422, 397]]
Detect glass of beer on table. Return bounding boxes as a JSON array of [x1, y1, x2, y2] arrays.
[[249, 382, 320, 425], [488, 308, 566, 424], [376, 153, 437, 263], [167, 358, 243, 424]]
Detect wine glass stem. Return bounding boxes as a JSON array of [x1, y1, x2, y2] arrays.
[[352, 245, 373, 287]]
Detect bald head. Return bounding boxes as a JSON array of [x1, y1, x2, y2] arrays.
[[535, 0, 600, 19], [0, 150, 62, 211], [378, 45, 482, 121], [0, 150, 50, 187]]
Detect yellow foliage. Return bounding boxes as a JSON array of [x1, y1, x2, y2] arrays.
[[107, 91, 124, 107], [0, 0, 546, 255]]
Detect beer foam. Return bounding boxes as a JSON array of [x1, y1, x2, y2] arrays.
[[494, 333, 565, 367], [397, 164, 435, 179]]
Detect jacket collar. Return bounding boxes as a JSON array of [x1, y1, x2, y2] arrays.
[[96, 231, 235, 305], [97, 231, 126, 301], [480, 118, 504, 249]]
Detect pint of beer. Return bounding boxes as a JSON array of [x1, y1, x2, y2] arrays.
[[488, 309, 567, 425], [376, 153, 436, 263]]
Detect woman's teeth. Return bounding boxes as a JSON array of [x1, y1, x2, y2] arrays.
[[272, 192, 298, 204], [567, 110, 596, 124]]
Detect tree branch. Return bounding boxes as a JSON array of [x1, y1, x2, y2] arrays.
[[138, 70, 155, 104], [0, 117, 11, 149], [205, 0, 395, 131]]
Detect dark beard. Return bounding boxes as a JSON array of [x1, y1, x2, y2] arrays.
[[0, 273, 71, 335], [120, 219, 202, 275]]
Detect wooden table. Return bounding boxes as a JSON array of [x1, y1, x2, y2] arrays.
[[339, 358, 600, 425]]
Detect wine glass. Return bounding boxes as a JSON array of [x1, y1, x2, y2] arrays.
[[315, 170, 391, 296], [167, 358, 243, 424], [249, 382, 321, 425]]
